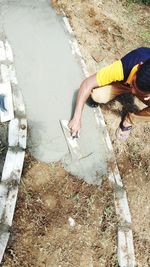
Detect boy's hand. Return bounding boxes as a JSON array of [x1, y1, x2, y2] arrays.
[[68, 118, 81, 138]]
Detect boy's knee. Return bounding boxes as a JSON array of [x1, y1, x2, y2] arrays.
[[91, 91, 109, 104]]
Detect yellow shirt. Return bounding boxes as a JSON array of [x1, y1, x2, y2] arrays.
[[96, 60, 139, 86], [96, 60, 124, 86]]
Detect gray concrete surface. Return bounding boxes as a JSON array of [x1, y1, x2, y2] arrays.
[[0, 0, 109, 183]]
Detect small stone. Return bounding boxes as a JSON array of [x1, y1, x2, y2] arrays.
[[68, 217, 76, 227]]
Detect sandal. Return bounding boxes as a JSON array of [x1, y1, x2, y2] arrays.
[[116, 120, 132, 141]]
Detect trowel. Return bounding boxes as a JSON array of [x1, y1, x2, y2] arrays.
[[60, 119, 102, 185], [60, 119, 86, 179], [60, 119, 82, 161]]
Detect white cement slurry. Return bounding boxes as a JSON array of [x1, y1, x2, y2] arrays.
[[0, 0, 109, 183]]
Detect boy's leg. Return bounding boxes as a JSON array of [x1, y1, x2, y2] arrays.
[[126, 107, 150, 124], [91, 83, 133, 141], [91, 83, 128, 104], [126, 96, 150, 124]]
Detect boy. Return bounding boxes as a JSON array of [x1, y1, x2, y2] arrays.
[[69, 47, 150, 141]]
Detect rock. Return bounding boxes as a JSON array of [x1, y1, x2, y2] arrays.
[[68, 217, 76, 227]]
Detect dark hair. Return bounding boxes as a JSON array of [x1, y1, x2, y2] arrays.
[[136, 58, 150, 93]]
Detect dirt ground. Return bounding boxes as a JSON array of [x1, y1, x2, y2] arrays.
[[2, 0, 150, 266], [3, 155, 118, 267]]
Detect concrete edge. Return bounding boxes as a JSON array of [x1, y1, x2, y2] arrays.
[[61, 13, 136, 267], [0, 39, 27, 263]]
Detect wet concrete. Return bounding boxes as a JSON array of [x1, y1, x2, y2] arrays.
[[0, 0, 109, 183]]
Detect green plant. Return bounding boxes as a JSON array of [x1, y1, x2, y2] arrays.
[[129, 0, 150, 4], [140, 31, 150, 43]]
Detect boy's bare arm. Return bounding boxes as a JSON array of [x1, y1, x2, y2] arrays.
[[68, 74, 98, 137]]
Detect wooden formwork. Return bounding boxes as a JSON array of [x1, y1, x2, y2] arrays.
[[0, 38, 27, 263]]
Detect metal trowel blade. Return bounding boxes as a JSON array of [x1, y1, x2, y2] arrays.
[[60, 119, 82, 160]]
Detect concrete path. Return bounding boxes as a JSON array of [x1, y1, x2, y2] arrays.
[[0, 0, 109, 184]]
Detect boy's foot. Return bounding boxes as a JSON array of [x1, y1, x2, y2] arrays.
[[116, 120, 132, 141], [116, 126, 132, 141]]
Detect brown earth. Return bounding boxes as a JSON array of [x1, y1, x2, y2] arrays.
[[3, 155, 118, 267], [2, 0, 150, 266]]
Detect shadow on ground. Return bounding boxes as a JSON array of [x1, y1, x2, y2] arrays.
[[100, 93, 140, 120]]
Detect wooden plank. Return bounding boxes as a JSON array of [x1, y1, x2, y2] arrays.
[[0, 82, 14, 122], [4, 186, 18, 226], [0, 184, 7, 221], [1, 149, 25, 183], [18, 118, 27, 149], [0, 183, 18, 226], [0, 38, 26, 264], [118, 228, 136, 267], [0, 64, 9, 83], [62, 15, 89, 77], [113, 165, 123, 188], [8, 118, 27, 149], [5, 40, 13, 62], [126, 230, 136, 266], [9, 65, 18, 85], [118, 229, 128, 267], [12, 87, 26, 115], [8, 118, 19, 147], [0, 41, 6, 61], [115, 189, 132, 224], [93, 106, 106, 128], [62, 16, 73, 34], [0, 63, 18, 85], [0, 232, 10, 263]]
